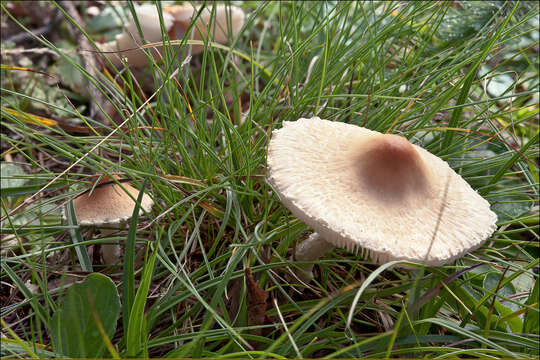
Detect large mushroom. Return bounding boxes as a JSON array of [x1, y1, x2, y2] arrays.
[[64, 175, 154, 264], [99, 3, 245, 67], [267, 117, 498, 280]]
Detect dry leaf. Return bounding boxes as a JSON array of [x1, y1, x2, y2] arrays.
[[245, 268, 268, 338]]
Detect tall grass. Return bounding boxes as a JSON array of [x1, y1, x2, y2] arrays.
[[1, 1, 538, 358]]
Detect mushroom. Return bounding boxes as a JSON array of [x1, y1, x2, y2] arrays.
[[164, 4, 245, 55], [63, 175, 153, 264], [99, 4, 175, 68], [267, 117, 498, 280], [99, 3, 245, 67]]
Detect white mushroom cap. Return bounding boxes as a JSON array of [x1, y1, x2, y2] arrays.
[[65, 176, 154, 226], [267, 117, 498, 266]]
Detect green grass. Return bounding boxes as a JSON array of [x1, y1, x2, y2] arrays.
[[1, 1, 539, 358]]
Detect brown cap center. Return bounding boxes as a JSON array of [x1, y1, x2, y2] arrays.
[[355, 134, 428, 201]]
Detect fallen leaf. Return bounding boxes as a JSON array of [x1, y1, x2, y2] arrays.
[[1, 107, 96, 134], [226, 277, 242, 322], [245, 268, 268, 340]]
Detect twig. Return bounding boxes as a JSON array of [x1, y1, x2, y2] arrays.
[[0, 47, 60, 58], [4, 9, 63, 44], [60, 1, 106, 123]]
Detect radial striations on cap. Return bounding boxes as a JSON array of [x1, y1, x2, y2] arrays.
[[267, 117, 498, 266]]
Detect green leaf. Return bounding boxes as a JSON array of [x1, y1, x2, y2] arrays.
[[435, 1, 501, 43], [1, 162, 27, 190], [449, 282, 498, 330], [483, 273, 517, 306], [483, 272, 524, 332], [491, 195, 532, 223], [54, 41, 86, 92], [86, 5, 126, 35], [50, 273, 120, 358], [57, 56, 86, 92], [493, 300, 522, 333], [486, 73, 515, 98]]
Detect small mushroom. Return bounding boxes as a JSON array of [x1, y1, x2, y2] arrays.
[[99, 3, 245, 67], [267, 117, 498, 280], [165, 4, 245, 55], [64, 175, 153, 264], [99, 4, 175, 68]]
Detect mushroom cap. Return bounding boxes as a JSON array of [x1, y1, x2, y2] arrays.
[[100, 5, 175, 67], [164, 4, 245, 55], [100, 4, 245, 67], [65, 177, 154, 226], [267, 117, 498, 266]]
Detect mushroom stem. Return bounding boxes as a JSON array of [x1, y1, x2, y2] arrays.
[[100, 227, 123, 265], [294, 232, 335, 281]]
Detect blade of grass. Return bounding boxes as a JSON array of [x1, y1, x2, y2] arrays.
[[480, 131, 539, 195], [346, 260, 404, 328], [1, 261, 49, 324], [441, 1, 520, 150], [126, 230, 160, 357], [63, 200, 92, 272], [1, 318, 39, 358], [122, 177, 148, 332], [415, 317, 519, 358]]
